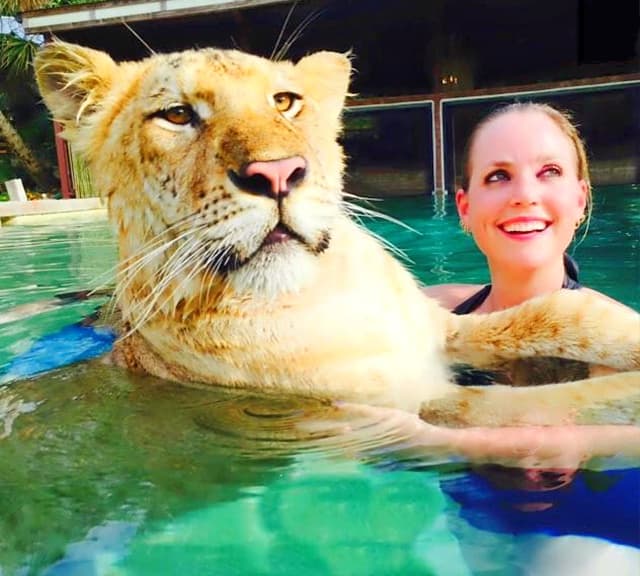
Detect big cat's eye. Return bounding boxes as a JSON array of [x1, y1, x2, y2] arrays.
[[157, 104, 196, 126], [272, 92, 303, 118]]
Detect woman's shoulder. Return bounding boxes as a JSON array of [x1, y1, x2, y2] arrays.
[[422, 284, 635, 314], [422, 283, 486, 311]]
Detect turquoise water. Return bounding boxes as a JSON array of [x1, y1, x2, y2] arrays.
[[0, 186, 638, 575], [0, 217, 116, 371]]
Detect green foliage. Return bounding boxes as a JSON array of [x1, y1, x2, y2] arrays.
[[42, 0, 93, 7], [0, 0, 94, 17], [0, 155, 14, 183], [0, 9, 57, 192], [0, 34, 38, 75], [0, 1, 48, 15]]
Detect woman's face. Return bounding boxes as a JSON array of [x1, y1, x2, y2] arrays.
[[456, 110, 587, 273]]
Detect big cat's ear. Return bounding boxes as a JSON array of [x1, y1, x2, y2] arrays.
[[295, 51, 352, 126], [34, 40, 118, 127]]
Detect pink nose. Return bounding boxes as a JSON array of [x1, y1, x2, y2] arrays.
[[235, 156, 307, 198]]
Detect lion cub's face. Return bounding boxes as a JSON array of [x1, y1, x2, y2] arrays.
[[35, 43, 352, 299]]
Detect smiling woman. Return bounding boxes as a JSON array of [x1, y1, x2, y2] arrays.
[[424, 102, 629, 316]]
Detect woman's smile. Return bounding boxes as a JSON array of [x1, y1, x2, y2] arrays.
[[497, 216, 552, 238]]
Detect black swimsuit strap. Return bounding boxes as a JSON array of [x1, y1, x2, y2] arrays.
[[451, 285, 491, 315], [452, 253, 582, 316]]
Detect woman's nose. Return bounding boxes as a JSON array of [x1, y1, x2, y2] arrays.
[[509, 172, 540, 205]]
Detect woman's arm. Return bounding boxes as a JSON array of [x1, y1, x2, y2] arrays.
[[316, 403, 640, 471]]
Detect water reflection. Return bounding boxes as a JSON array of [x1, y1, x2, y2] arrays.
[[0, 359, 638, 574], [0, 361, 454, 574]]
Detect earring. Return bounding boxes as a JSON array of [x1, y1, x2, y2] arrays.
[[575, 214, 586, 229], [460, 220, 471, 235]]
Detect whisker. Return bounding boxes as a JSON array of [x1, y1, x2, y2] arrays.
[[270, 0, 299, 61], [197, 229, 243, 309], [342, 191, 385, 203], [112, 223, 210, 323], [113, 214, 206, 286], [354, 221, 413, 265], [339, 203, 413, 264], [343, 199, 422, 235], [150, 240, 216, 317], [119, 223, 208, 285], [121, 20, 156, 55], [95, 221, 202, 319], [91, 212, 202, 289], [274, 6, 327, 62], [114, 225, 206, 307], [122, 223, 242, 335], [123, 240, 209, 336], [123, 234, 200, 311]]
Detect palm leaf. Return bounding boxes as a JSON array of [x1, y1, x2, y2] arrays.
[[0, 34, 38, 75]]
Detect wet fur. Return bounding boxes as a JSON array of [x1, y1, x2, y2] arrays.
[[35, 42, 640, 425]]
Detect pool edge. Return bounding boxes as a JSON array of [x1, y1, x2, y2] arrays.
[[0, 198, 107, 226]]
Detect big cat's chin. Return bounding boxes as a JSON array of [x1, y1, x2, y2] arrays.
[[227, 244, 320, 299]]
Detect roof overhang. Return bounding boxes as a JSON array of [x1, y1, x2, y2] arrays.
[[21, 0, 290, 34]]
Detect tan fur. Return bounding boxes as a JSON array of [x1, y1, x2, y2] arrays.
[[34, 42, 640, 423]]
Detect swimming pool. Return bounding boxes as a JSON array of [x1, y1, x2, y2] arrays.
[[0, 185, 638, 575]]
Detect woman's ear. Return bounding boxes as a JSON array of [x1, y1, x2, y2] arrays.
[[577, 179, 588, 211], [455, 188, 470, 224]]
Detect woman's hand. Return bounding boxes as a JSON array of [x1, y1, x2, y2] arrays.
[[304, 402, 640, 471]]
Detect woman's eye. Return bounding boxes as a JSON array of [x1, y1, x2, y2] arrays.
[[159, 105, 196, 126], [540, 165, 562, 178], [485, 169, 509, 183], [272, 92, 302, 117]]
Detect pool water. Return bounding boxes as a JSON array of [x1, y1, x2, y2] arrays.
[[0, 186, 638, 575], [0, 217, 116, 371]]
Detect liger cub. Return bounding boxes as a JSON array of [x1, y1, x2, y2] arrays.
[[34, 41, 640, 426]]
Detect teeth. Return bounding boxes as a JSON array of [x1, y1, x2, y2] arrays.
[[501, 221, 547, 233]]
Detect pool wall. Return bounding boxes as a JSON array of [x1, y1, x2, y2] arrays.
[[0, 198, 106, 226]]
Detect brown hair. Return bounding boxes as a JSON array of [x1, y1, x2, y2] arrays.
[[459, 102, 592, 229]]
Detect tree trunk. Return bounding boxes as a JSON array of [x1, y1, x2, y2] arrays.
[[0, 107, 51, 192]]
